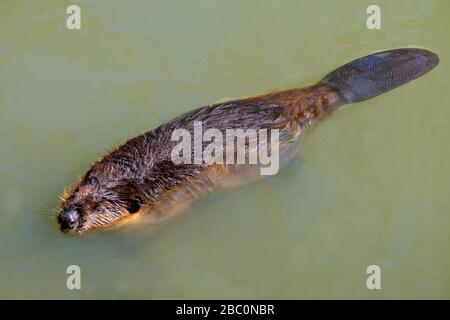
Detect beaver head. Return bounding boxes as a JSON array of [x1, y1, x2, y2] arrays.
[[57, 167, 143, 234]]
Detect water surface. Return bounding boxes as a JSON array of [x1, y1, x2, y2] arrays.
[[0, 0, 449, 299]]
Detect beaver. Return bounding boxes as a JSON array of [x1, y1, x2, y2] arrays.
[[57, 48, 439, 234]]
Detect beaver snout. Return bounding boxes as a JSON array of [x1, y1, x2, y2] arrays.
[[58, 209, 80, 232]]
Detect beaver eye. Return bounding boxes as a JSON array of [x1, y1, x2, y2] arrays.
[[95, 206, 104, 214], [128, 199, 141, 214]]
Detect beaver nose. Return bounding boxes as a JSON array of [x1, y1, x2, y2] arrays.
[[58, 209, 79, 230]]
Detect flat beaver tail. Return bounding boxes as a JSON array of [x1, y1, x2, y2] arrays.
[[320, 48, 439, 105]]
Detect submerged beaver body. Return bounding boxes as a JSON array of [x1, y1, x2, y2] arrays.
[[57, 48, 439, 234]]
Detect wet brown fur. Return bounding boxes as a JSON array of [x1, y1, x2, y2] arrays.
[[58, 47, 440, 234], [59, 83, 343, 233]]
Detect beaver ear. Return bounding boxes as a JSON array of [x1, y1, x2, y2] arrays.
[[127, 199, 141, 214], [85, 169, 93, 180], [85, 170, 100, 189]]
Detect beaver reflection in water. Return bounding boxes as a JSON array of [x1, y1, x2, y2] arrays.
[[57, 48, 439, 234]]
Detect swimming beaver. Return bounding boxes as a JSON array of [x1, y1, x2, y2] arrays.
[[57, 48, 439, 234]]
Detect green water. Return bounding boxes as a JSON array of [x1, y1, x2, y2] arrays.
[[0, 0, 449, 299]]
